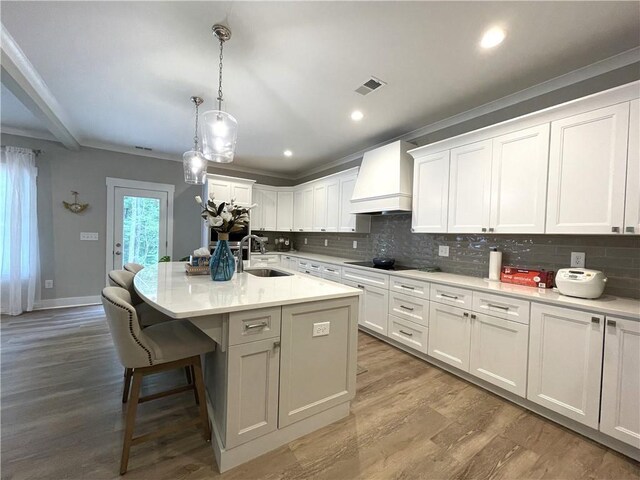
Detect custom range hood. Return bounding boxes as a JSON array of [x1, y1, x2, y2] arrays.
[[350, 140, 414, 214]]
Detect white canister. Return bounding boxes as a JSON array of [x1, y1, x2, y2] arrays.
[[489, 248, 502, 281]]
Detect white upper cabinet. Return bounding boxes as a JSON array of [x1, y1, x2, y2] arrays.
[[546, 103, 630, 234], [448, 139, 493, 233], [206, 175, 254, 207], [312, 182, 327, 231], [412, 150, 450, 233], [325, 177, 340, 232], [600, 316, 640, 448], [252, 185, 277, 231], [624, 99, 639, 235], [276, 190, 294, 232], [293, 186, 313, 232], [527, 303, 604, 428], [339, 173, 358, 232], [490, 124, 550, 233]]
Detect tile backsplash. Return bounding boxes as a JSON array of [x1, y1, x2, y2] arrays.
[[264, 214, 640, 299]]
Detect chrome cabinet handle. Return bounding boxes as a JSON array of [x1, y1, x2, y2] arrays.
[[400, 305, 414, 311], [470, 314, 477, 320], [399, 330, 413, 337], [273, 341, 281, 350], [326, 269, 336, 273], [488, 304, 509, 311], [488, 227, 494, 232], [245, 321, 268, 330], [481, 228, 487, 232], [611, 226, 620, 233], [357, 284, 365, 289], [299, 229, 303, 232], [607, 319, 617, 327], [463, 312, 469, 317], [400, 285, 415, 290], [440, 293, 458, 300], [591, 317, 601, 324], [626, 226, 635, 233], [321, 228, 326, 232], [351, 228, 355, 232]]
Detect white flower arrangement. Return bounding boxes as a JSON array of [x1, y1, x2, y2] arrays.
[[195, 193, 255, 234]]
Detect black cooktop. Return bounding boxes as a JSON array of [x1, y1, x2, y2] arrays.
[[344, 261, 416, 271]]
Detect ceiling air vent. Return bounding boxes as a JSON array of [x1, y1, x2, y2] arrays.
[[355, 76, 387, 96], [134, 146, 153, 151]]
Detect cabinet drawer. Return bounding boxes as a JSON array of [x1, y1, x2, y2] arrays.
[[321, 264, 342, 282], [308, 261, 323, 272], [228, 307, 282, 346], [430, 283, 472, 308], [388, 314, 428, 353], [342, 267, 389, 289], [389, 275, 430, 300], [472, 292, 530, 325], [388, 291, 429, 327]]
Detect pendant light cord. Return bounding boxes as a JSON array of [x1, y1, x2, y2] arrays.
[[193, 101, 200, 150], [217, 38, 224, 110]]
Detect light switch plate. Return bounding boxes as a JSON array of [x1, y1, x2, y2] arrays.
[[571, 252, 586, 268], [312, 321, 330, 337], [438, 245, 450, 257], [44, 279, 53, 289], [80, 232, 99, 241]]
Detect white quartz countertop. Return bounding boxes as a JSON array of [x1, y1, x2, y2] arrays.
[[258, 251, 640, 319], [134, 262, 361, 319]]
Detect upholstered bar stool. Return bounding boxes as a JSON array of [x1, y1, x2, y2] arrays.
[[101, 286, 216, 474], [108, 270, 170, 328], [123, 263, 144, 274]]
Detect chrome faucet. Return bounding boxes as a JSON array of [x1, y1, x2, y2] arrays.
[[236, 235, 266, 273]]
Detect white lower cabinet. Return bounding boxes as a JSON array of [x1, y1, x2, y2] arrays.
[[388, 314, 428, 353], [469, 313, 529, 397], [226, 337, 280, 448], [428, 302, 471, 372], [344, 280, 388, 335], [527, 303, 604, 428], [600, 316, 640, 448]]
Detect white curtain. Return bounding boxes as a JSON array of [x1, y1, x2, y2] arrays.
[[0, 146, 40, 315]]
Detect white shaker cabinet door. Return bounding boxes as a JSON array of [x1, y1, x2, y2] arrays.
[[527, 303, 604, 428], [546, 103, 630, 234], [428, 302, 471, 372], [276, 191, 294, 232], [469, 313, 529, 397], [448, 139, 493, 233], [624, 99, 640, 235], [261, 188, 278, 231], [325, 177, 340, 232], [302, 187, 314, 232], [344, 280, 388, 336], [312, 182, 328, 232], [490, 124, 550, 233], [231, 182, 252, 207], [293, 189, 304, 232], [412, 150, 450, 233], [251, 187, 264, 230], [339, 173, 357, 232], [600, 316, 640, 448]]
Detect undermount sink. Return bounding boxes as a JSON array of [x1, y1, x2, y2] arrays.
[[245, 268, 292, 278]]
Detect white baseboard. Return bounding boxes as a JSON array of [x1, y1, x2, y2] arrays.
[[34, 295, 101, 310]]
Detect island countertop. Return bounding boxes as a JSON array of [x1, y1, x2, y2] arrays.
[[133, 262, 362, 319]]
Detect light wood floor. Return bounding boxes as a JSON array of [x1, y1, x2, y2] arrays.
[[2, 305, 639, 480]]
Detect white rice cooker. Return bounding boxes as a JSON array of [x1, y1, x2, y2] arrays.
[[555, 268, 607, 299]]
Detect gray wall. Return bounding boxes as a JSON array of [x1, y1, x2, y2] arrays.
[[1, 133, 284, 301], [296, 63, 640, 184], [267, 215, 640, 299]]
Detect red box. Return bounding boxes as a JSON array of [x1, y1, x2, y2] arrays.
[[500, 266, 555, 289]]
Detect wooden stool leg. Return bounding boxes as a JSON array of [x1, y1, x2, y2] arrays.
[[122, 368, 133, 404], [191, 365, 199, 406], [120, 369, 143, 475], [184, 366, 192, 385], [192, 356, 210, 441]]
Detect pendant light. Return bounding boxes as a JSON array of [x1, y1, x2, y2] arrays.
[[201, 24, 238, 164], [183, 96, 207, 184]]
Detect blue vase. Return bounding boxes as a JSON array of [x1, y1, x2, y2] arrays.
[[210, 237, 235, 281]]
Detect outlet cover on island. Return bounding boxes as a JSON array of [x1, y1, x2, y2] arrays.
[[312, 321, 330, 337], [353, 240, 357, 249], [44, 279, 53, 289], [571, 252, 586, 268], [438, 245, 450, 257]]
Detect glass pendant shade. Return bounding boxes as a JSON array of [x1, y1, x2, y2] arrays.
[[182, 149, 207, 185], [201, 110, 238, 163]]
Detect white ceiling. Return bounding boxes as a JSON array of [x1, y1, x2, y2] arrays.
[[1, 1, 639, 177]]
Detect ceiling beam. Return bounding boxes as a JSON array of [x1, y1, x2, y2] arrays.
[[1, 24, 80, 150]]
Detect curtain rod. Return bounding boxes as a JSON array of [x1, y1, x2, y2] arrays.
[[0, 146, 42, 156]]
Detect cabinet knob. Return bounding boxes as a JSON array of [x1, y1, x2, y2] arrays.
[[611, 226, 620, 233]]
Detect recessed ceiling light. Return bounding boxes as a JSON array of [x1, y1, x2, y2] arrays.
[[480, 27, 506, 49], [283, 150, 293, 157], [351, 110, 364, 121]]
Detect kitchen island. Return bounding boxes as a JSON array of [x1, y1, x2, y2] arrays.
[[134, 262, 361, 472]]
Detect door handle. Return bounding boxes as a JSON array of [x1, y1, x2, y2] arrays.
[[115, 242, 122, 247], [114, 251, 121, 255]]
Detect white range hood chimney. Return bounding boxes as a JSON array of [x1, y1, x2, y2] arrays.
[[350, 140, 414, 214]]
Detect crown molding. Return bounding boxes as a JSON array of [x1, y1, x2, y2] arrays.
[[292, 47, 640, 180], [1, 23, 80, 150], [0, 125, 57, 142]]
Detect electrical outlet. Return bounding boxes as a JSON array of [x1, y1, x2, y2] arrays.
[[353, 240, 358, 249], [44, 279, 54, 289], [571, 252, 586, 268], [80, 232, 99, 241], [304, 238, 308, 245], [312, 321, 330, 337], [324, 239, 328, 247], [438, 245, 450, 257]]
